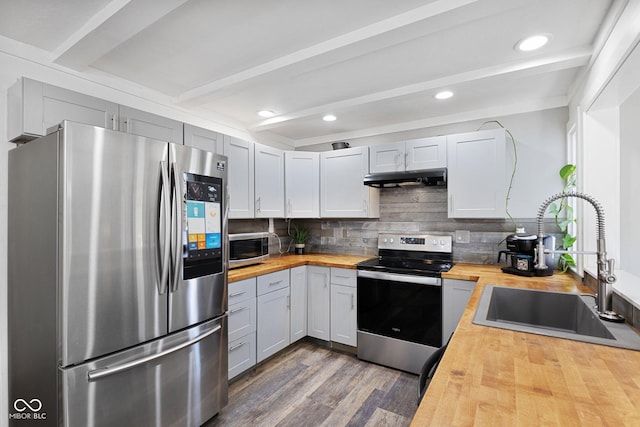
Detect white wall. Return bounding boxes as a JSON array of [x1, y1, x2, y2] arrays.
[[581, 108, 621, 270], [620, 86, 640, 276]]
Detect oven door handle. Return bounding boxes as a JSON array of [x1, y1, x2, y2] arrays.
[[357, 270, 440, 285]]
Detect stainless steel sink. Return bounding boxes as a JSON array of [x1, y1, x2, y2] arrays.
[[473, 285, 640, 350]]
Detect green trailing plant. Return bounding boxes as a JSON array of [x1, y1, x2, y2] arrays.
[[290, 224, 309, 245], [548, 164, 577, 272]]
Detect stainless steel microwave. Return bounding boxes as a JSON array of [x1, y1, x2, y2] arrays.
[[229, 232, 269, 269]]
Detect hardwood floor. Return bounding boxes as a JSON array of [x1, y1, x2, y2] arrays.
[[206, 340, 419, 427]]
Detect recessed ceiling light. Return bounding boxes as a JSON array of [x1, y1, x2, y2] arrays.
[[323, 114, 337, 122], [435, 91, 454, 100], [258, 110, 275, 118], [516, 34, 551, 52]]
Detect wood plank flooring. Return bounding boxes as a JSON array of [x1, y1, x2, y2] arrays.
[[205, 340, 418, 427]]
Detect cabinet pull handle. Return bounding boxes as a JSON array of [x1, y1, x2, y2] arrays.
[[229, 341, 246, 352], [230, 305, 248, 314], [229, 291, 246, 298], [287, 295, 291, 310], [269, 280, 283, 286], [351, 294, 355, 310], [256, 196, 261, 212]]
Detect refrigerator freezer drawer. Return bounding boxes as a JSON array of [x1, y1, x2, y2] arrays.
[[61, 317, 228, 427]]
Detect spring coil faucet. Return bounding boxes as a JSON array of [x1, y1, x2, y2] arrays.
[[535, 191, 623, 322]]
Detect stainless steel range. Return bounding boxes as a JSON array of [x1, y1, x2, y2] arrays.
[[356, 233, 453, 374]]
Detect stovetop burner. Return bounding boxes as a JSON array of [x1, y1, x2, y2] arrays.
[[357, 233, 454, 277]]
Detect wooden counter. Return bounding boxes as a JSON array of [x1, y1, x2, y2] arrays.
[[412, 263, 640, 426], [227, 253, 371, 282]]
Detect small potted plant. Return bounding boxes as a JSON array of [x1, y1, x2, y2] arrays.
[[291, 224, 309, 254]]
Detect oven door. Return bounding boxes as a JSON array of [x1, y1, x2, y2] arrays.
[[357, 270, 442, 348]]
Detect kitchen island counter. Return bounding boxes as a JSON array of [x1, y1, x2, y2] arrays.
[[413, 263, 640, 426]]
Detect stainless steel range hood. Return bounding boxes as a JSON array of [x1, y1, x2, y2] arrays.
[[363, 168, 447, 188]]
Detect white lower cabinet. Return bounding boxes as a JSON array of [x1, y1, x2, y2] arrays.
[[228, 277, 257, 379], [290, 266, 308, 343], [307, 266, 331, 341], [228, 332, 256, 380], [256, 270, 291, 363], [330, 268, 357, 347], [442, 279, 476, 340]]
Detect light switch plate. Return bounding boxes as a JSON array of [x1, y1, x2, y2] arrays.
[[455, 230, 470, 244]]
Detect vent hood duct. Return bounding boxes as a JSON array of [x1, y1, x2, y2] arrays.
[[363, 168, 447, 188]]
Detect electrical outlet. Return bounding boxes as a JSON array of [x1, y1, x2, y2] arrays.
[[455, 230, 470, 244]]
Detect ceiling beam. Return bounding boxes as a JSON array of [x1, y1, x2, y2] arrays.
[[53, 0, 190, 70], [293, 96, 569, 148], [173, 0, 481, 105], [250, 46, 592, 132]]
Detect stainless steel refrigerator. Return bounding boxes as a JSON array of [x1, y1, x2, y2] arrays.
[[8, 121, 229, 426]]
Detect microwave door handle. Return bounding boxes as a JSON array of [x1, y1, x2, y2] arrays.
[[170, 162, 181, 292], [157, 161, 171, 295]]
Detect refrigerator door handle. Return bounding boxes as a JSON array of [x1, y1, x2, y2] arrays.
[[158, 161, 171, 295], [87, 324, 222, 381], [170, 162, 181, 292]]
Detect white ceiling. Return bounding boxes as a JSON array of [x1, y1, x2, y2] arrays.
[[0, 0, 617, 147]]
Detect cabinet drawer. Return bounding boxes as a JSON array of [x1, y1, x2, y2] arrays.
[[229, 277, 256, 305], [228, 332, 256, 380], [331, 268, 356, 287], [229, 299, 257, 342], [257, 269, 290, 295]]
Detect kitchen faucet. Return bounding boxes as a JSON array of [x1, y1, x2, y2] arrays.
[[535, 191, 623, 322]]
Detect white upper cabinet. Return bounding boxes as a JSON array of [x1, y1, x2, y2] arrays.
[[369, 141, 405, 173], [405, 136, 447, 171], [118, 105, 183, 144], [321, 146, 380, 218], [224, 135, 255, 219], [369, 137, 446, 173], [285, 151, 320, 218], [254, 143, 285, 218], [447, 129, 506, 218], [8, 77, 118, 143], [183, 124, 222, 153]]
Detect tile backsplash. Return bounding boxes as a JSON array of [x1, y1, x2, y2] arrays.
[[230, 185, 561, 265]]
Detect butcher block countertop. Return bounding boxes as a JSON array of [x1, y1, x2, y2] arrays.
[[227, 256, 640, 425], [227, 253, 370, 282], [413, 263, 640, 427]]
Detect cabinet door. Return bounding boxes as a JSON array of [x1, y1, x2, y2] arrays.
[[442, 279, 476, 341], [290, 266, 308, 343], [228, 332, 256, 380], [119, 105, 183, 144], [223, 136, 255, 218], [330, 284, 357, 347], [229, 298, 256, 342], [254, 143, 285, 218], [285, 151, 320, 218], [184, 123, 222, 153], [447, 129, 506, 218], [256, 287, 290, 362], [320, 146, 379, 218], [405, 136, 447, 170], [307, 266, 330, 341], [8, 77, 118, 142], [369, 141, 405, 173]]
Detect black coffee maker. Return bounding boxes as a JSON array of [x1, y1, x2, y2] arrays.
[[497, 228, 537, 276]]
